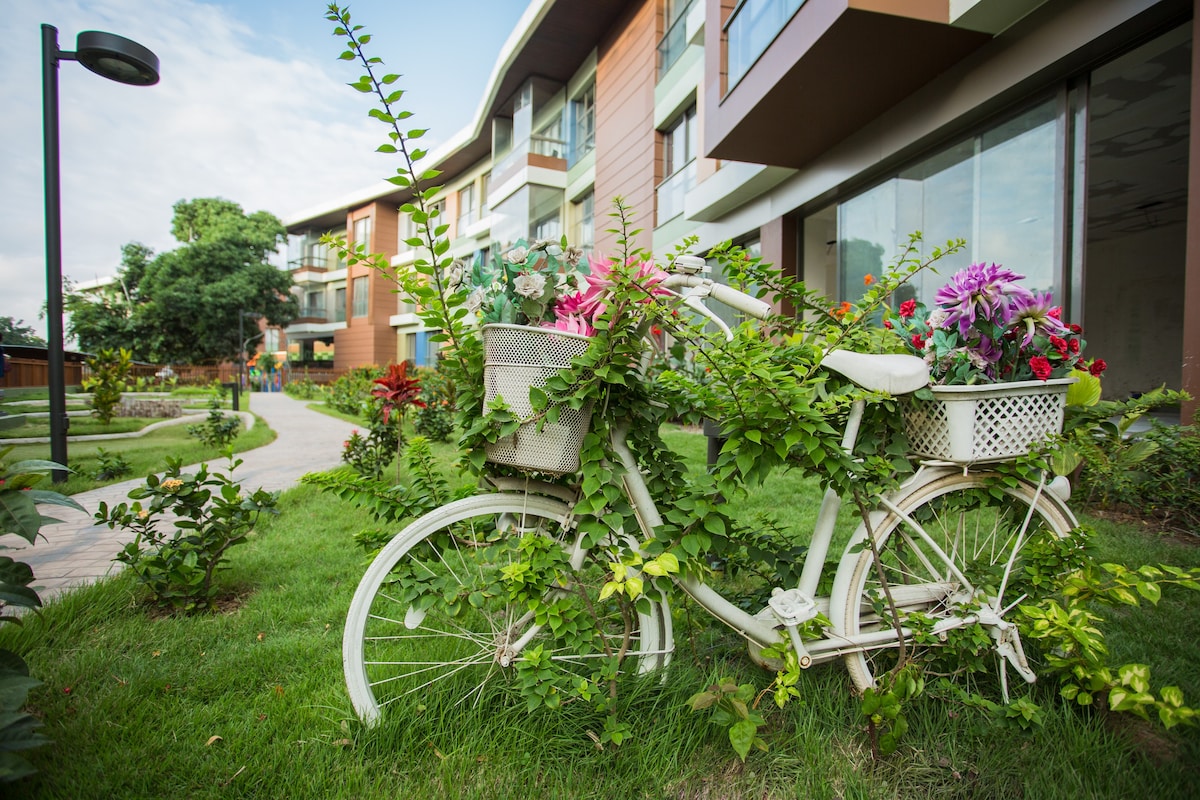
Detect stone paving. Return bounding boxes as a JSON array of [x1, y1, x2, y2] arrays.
[[1, 393, 359, 600]]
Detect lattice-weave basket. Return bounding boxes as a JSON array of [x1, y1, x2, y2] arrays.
[[903, 378, 1074, 464], [482, 324, 592, 474]]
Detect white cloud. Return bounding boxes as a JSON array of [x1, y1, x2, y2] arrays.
[[0, 0, 496, 341]]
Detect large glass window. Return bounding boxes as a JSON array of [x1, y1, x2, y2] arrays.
[[833, 99, 1061, 305], [352, 276, 369, 318]]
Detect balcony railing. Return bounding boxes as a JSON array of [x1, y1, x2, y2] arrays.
[[658, 0, 695, 80], [297, 304, 326, 319], [725, 0, 805, 89], [656, 160, 696, 224], [531, 134, 567, 160]]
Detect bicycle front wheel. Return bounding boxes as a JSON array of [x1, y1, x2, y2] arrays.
[[343, 493, 668, 725], [835, 471, 1076, 696]]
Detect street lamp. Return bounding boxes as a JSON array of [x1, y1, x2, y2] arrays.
[[42, 23, 159, 482], [238, 311, 262, 405]]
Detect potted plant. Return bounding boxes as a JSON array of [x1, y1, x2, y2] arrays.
[[888, 262, 1106, 463]]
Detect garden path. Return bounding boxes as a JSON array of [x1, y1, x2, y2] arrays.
[[1, 393, 358, 599]]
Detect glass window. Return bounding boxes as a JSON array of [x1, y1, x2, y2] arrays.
[[573, 191, 595, 250], [831, 98, 1061, 305], [352, 276, 369, 318], [571, 83, 596, 164], [457, 184, 476, 231], [658, 105, 699, 223], [480, 173, 491, 217], [334, 286, 347, 322], [352, 216, 371, 249]]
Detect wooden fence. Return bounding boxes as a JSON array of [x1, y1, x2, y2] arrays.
[[1, 358, 346, 390]]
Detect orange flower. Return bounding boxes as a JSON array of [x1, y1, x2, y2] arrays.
[[863, 274, 875, 286]]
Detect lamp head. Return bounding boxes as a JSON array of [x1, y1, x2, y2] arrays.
[[75, 30, 159, 86]]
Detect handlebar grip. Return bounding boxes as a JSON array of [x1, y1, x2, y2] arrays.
[[707, 282, 773, 320]]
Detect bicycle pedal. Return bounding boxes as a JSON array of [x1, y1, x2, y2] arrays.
[[768, 588, 818, 626]]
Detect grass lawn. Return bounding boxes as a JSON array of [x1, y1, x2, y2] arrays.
[[1, 419, 276, 495], [3, 432, 1199, 798]]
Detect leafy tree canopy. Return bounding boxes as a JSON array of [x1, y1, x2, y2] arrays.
[[0, 317, 47, 347], [65, 198, 297, 364]]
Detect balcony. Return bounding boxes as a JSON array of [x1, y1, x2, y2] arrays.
[[706, 0, 991, 169], [656, 160, 696, 225], [658, 0, 697, 80]]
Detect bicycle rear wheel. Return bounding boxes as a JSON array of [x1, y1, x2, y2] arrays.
[[343, 492, 669, 725], [834, 472, 1076, 697]]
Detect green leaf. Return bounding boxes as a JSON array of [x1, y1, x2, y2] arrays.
[[728, 719, 757, 761]]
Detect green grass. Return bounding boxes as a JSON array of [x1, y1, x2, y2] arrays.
[[3, 435, 1199, 798], [1, 418, 276, 495]]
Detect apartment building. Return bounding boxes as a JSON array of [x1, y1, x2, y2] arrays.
[[284, 0, 1199, 416]]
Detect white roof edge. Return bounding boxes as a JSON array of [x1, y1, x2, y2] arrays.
[[285, 0, 557, 230]]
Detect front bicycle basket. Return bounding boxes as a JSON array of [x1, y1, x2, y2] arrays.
[[903, 378, 1073, 464], [482, 323, 593, 474]]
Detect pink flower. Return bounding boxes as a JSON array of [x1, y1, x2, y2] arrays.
[[543, 315, 595, 337], [578, 255, 670, 320]]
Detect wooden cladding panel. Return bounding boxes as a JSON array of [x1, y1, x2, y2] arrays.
[[594, 0, 658, 256]]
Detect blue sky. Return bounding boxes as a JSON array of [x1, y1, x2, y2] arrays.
[[0, 0, 529, 340]]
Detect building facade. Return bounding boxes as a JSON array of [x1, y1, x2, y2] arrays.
[[284, 0, 1198, 417]]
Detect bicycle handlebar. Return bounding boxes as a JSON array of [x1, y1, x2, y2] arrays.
[[661, 274, 773, 320]]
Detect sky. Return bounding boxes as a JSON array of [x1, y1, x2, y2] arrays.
[[0, 0, 530, 341]]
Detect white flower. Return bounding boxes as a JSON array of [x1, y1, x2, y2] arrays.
[[513, 271, 547, 299], [927, 309, 950, 330], [505, 246, 529, 265], [444, 260, 464, 291], [465, 288, 485, 313], [564, 246, 584, 267]]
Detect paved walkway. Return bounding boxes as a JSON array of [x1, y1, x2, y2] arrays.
[[1, 393, 359, 600]]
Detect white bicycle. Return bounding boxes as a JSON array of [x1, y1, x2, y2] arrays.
[[342, 269, 1077, 726]]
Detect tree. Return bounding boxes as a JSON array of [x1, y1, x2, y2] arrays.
[[64, 243, 153, 358], [0, 317, 46, 347], [65, 199, 298, 364]]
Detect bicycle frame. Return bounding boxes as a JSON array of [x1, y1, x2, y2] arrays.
[[602, 396, 1076, 668]]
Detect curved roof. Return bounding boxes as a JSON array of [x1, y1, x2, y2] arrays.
[[287, 0, 632, 232]]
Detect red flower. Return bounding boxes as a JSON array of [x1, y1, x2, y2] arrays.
[[1068, 338, 1080, 354], [883, 319, 893, 329], [1048, 307, 1062, 320], [1089, 359, 1107, 376], [1069, 324, 1083, 334], [899, 299, 917, 319], [910, 333, 926, 349], [1030, 355, 1052, 380], [1049, 335, 1068, 355], [371, 362, 426, 424]]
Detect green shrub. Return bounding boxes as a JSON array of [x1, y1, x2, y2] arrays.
[[283, 377, 322, 400], [89, 447, 133, 481], [186, 397, 241, 448], [82, 348, 132, 425], [95, 451, 278, 612], [0, 447, 83, 781], [325, 366, 381, 416], [414, 366, 456, 441]]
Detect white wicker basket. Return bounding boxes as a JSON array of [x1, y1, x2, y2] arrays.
[[903, 378, 1074, 464], [482, 324, 592, 474]]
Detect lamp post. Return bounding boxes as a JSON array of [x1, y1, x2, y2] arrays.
[[42, 24, 159, 482], [238, 311, 262, 403]]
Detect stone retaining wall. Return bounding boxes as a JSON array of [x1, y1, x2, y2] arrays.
[[117, 397, 186, 418]]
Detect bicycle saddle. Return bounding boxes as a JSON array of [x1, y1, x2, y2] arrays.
[[821, 349, 929, 395]]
